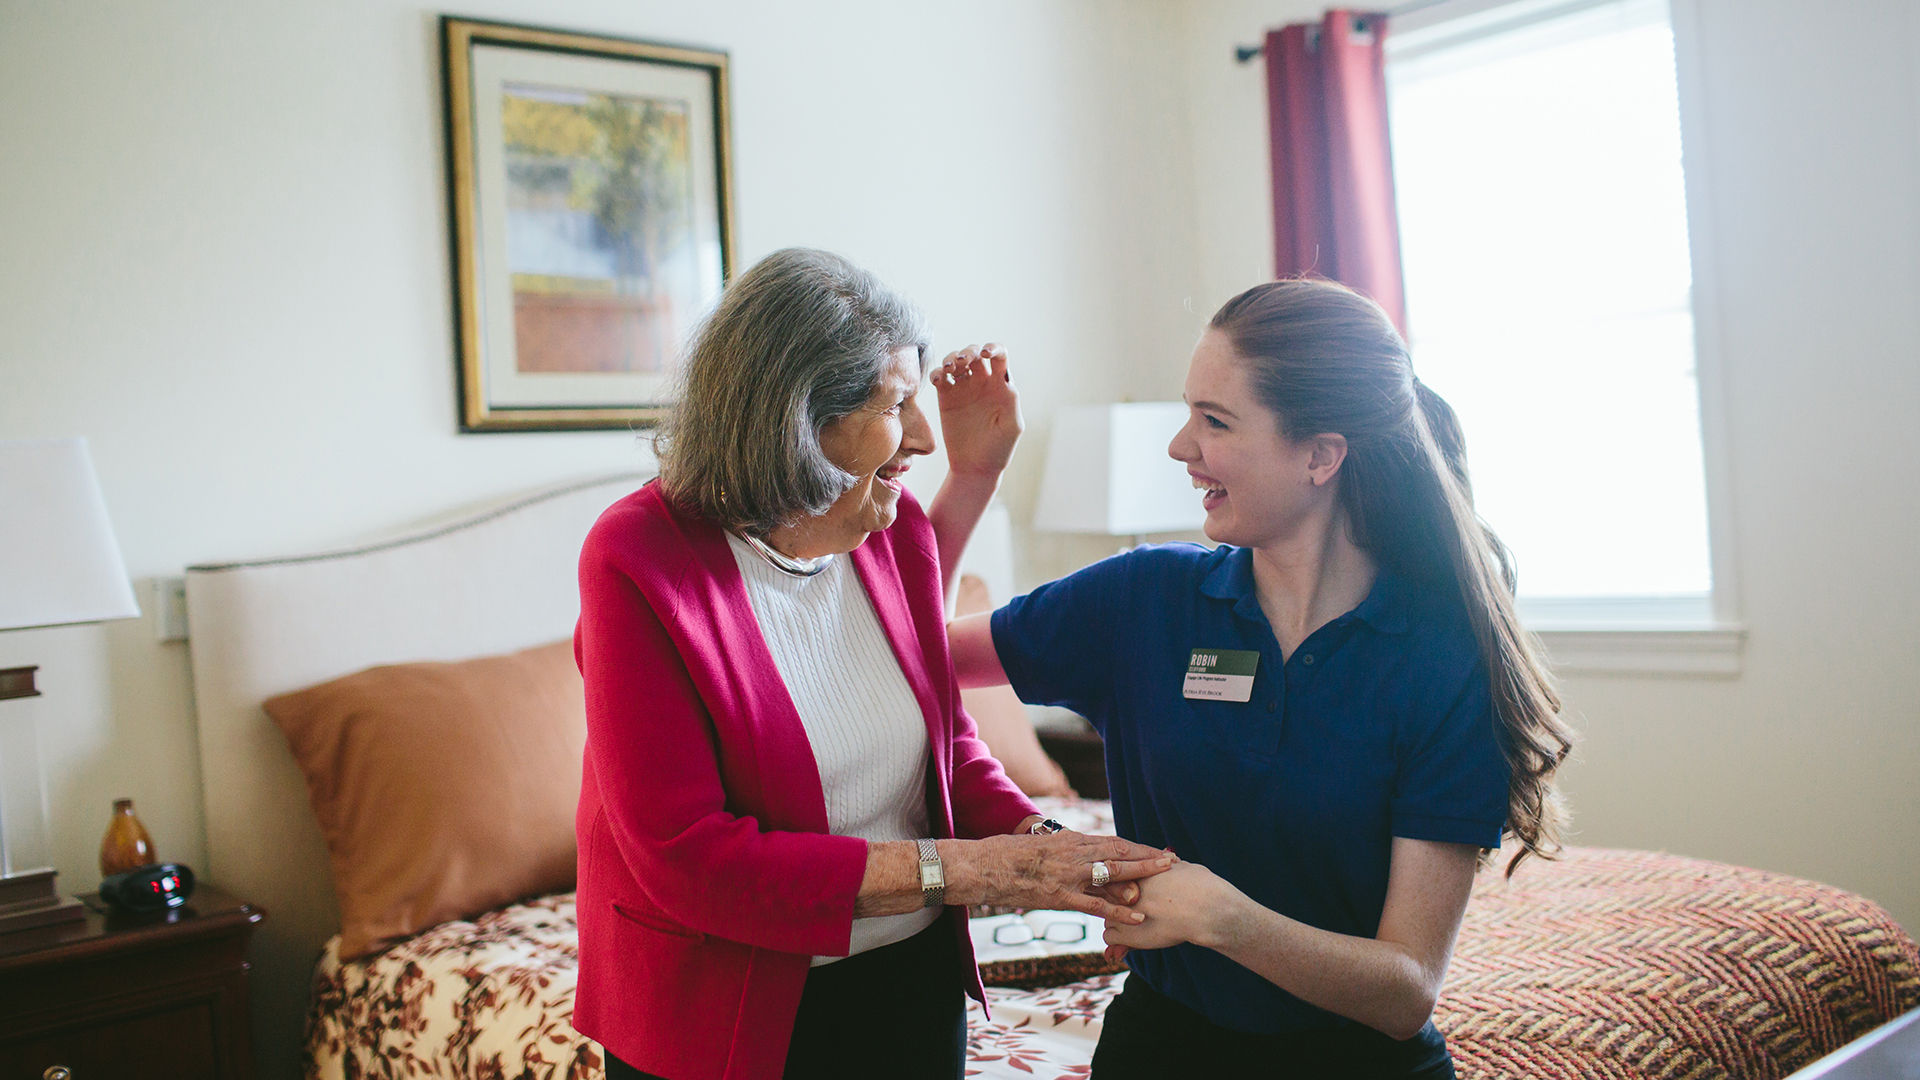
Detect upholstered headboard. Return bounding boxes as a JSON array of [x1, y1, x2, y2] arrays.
[[184, 473, 650, 1079]]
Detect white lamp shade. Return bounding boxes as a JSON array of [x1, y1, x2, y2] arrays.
[[0, 438, 140, 631], [1032, 403, 1208, 536]]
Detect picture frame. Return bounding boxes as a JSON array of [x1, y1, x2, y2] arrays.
[[441, 16, 736, 432]]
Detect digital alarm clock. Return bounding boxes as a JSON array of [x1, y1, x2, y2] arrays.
[[100, 862, 196, 913]]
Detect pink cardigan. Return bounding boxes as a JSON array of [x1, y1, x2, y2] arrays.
[[572, 480, 1037, 1080]]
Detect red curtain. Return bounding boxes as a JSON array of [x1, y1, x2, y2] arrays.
[[1265, 10, 1408, 335]]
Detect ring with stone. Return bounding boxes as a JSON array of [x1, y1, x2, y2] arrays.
[[1090, 861, 1111, 888]]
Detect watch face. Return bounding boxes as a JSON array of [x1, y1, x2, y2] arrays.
[[920, 861, 944, 888]]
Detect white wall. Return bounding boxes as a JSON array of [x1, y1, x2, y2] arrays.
[[1175, 0, 1305, 357], [0, 0, 1200, 905], [1176, 0, 1920, 932]]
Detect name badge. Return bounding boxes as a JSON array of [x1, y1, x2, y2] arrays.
[[1183, 648, 1260, 702]]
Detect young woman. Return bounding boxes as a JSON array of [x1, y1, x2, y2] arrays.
[[950, 278, 1574, 1078]]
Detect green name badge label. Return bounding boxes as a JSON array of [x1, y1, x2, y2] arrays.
[[1183, 648, 1260, 702]]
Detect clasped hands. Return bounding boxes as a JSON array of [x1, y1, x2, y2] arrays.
[[961, 830, 1174, 926], [988, 837, 1231, 962]]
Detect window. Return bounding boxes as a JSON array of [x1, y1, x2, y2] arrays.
[[1386, 0, 1728, 640]]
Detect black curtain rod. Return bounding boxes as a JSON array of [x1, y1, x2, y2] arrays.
[[1234, 0, 1451, 62]]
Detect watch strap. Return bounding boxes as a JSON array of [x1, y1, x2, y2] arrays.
[[915, 837, 945, 908]]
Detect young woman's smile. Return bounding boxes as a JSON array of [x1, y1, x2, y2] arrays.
[[1167, 330, 1320, 550]]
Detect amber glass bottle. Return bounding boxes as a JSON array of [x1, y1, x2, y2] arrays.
[[99, 797, 156, 876]]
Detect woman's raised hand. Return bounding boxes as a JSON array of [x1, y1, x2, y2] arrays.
[[953, 831, 1174, 924], [934, 343, 1022, 483]]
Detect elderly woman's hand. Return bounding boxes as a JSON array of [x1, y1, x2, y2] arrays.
[[934, 343, 1022, 483], [951, 831, 1174, 924]]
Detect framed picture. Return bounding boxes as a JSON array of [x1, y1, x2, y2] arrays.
[[441, 17, 735, 432]]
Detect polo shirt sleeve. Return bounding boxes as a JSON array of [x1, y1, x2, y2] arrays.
[[987, 552, 1128, 726], [1391, 664, 1510, 848]]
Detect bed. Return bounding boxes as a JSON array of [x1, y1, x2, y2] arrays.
[[184, 474, 1920, 1080]]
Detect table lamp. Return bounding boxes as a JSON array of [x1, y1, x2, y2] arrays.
[[0, 437, 140, 932], [1031, 403, 1207, 549]]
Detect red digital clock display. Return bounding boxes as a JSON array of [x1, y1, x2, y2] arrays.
[[102, 863, 195, 913]]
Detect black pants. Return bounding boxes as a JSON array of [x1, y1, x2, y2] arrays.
[[1089, 972, 1456, 1080], [605, 919, 967, 1080]]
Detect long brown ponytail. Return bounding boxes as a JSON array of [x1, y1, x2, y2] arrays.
[[1210, 278, 1573, 876]]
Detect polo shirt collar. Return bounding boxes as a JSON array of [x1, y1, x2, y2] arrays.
[[1198, 546, 1265, 624], [1199, 545, 1414, 634]]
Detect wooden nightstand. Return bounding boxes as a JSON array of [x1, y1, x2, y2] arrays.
[[0, 883, 265, 1080]]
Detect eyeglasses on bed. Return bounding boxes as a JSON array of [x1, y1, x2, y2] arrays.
[[992, 921, 1089, 947]]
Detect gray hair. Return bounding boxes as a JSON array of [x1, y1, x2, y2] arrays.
[[655, 247, 932, 536]]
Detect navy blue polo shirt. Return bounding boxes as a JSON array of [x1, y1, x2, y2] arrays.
[[990, 543, 1509, 1035]]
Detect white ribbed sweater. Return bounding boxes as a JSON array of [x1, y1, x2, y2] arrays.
[[726, 536, 940, 964]]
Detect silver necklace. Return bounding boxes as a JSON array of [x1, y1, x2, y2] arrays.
[[737, 531, 834, 578]]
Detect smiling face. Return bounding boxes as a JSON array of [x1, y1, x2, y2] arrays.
[[774, 346, 933, 556], [1167, 329, 1326, 549]]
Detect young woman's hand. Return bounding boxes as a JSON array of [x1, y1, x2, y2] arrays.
[[934, 343, 1022, 484], [1089, 879, 1144, 963], [948, 831, 1172, 924], [1101, 861, 1237, 952]]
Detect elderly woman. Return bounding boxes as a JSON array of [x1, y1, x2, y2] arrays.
[[572, 248, 1173, 1080]]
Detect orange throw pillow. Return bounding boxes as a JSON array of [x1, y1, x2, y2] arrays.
[[264, 639, 585, 959]]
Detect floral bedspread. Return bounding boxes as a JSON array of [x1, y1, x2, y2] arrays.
[[967, 974, 1122, 1079], [304, 890, 1117, 1080], [305, 797, 1117, 1080]]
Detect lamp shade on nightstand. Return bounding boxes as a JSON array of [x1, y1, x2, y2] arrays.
[[0, 437, 140, 930], [1032, 403, 1207, 538], [0, 438, 140, 632]]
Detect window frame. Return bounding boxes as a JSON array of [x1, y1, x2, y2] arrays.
[[1385, 0, 1743, 676]]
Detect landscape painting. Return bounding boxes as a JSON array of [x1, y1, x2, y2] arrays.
[[443, 18, 733, 431]]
